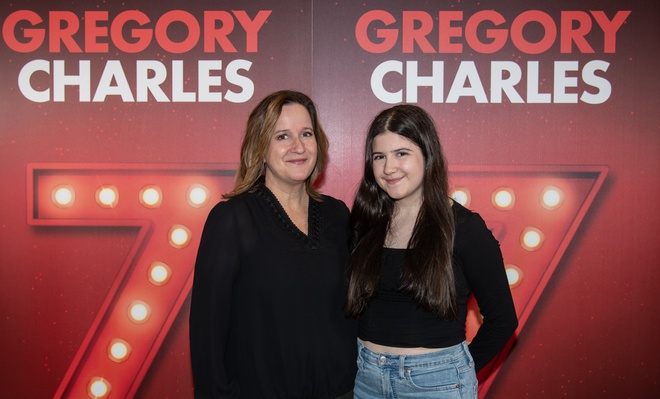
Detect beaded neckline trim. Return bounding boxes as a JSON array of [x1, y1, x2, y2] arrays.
[[256, 185, 321, 249]]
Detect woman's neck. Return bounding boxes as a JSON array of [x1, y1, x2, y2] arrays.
[[265, 180, 309, 234], [265, 178, 307, 206]]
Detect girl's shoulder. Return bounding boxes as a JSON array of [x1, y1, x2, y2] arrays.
[[452, 200, 475, 225], [452, 201, 489, 236]]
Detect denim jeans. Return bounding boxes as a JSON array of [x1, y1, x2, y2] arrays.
[[354, 340, 478, 399]]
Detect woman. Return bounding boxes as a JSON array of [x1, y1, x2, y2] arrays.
[[190, 90, 357, 398], [346, 104, 518, 399]]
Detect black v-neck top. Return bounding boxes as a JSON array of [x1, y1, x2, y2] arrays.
[[256, 185, 322, 248], [190, 185, 357, 398], [357, 203, 518, 372]]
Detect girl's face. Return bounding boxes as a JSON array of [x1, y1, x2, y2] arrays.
[[264, 103, 317, 190], [371, 131, 425, 207]]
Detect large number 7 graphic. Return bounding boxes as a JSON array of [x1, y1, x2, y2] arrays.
[[28, 163, 236, 399], [28, 163, 607, 399]]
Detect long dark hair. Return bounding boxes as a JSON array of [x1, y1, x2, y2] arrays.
[[345, 104, 457, 319], [224, 90, 329, 200]]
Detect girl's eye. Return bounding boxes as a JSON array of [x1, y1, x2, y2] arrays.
[[373, 154, 384, 161], [396, 151, 409, 157]]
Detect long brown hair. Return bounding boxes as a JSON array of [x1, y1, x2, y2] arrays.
[[224, 90, 329, 200], [345, 104, 457, 319]]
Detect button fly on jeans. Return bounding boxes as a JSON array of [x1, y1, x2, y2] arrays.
[[379, 355, 387, 364]]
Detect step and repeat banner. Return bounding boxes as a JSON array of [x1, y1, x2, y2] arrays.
[[1, 1, 657, 398]]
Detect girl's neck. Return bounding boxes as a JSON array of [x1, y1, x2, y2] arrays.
[[386, 202, 421, 249]]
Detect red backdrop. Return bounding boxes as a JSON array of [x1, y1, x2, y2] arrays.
[[1, 1, 658, 398]]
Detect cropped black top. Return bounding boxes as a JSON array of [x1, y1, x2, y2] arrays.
[[357, 203, 518, 371]]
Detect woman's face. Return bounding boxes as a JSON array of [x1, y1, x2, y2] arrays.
[[371, 131, 425, 207], [264, 103, 318, 190]]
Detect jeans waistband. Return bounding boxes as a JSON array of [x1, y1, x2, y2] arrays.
[[357, 339, 470, 369]]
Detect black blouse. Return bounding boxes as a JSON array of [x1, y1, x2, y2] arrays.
[[358, 203, 518, 372], [189, 185, 357, 398]]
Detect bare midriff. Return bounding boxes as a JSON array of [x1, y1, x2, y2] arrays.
[[361, 339, 449, 355]]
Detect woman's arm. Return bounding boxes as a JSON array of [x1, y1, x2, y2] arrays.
[[189, 202, 241, 398]]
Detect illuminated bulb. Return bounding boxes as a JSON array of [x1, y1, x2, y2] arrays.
[[450, 187, 471, 207], [492, 187, 515, 210], [142, 188, 160, 205], [52, 185, 75, 208], [128, 300, 151, 324], [140, 185, 162, 208], [541, 185, 564, 210], [505, 264, 523, 288], [107, 338, 131, 363], [96, 185, 118, 208], [87, 377, 111, 398], [148, 262, 171, 286], [521, 227, 545, 251], [187, 184, 210, 208], [169, 224, 191, 248]]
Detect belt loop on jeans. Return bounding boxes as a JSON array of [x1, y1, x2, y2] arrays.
[[398, 355, 406, 379]]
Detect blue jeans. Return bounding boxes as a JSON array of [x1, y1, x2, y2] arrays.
[[354, 340, 478, 399]]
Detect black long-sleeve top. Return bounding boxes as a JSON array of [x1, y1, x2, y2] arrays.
[[358, 202, 518, 372], [189, 185, 357, 398]]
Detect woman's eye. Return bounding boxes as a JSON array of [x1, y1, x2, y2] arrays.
[[373, 154, 384, 161], [276, 133, 288, 140], [396, 151, 409, 157], [302, 130, 314, 137]]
